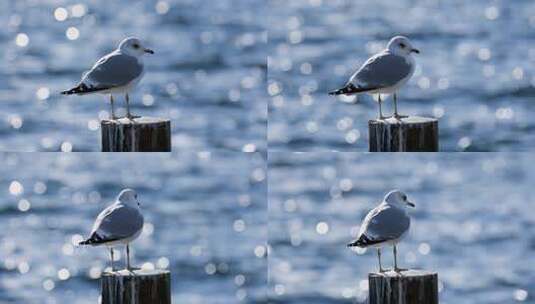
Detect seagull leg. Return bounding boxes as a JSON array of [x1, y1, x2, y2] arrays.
[[378, 95, 385, 120], [393, 245, 407, 272], [126, 244, 131, 270], [393, 94, 408, 119], [125, 244, 140, 274], [109, 248, 115, 272], [110, 95, 117, 120], [125, 93, 140, 120], [377, 248, 385, 272], [125, 93, 132, 120]]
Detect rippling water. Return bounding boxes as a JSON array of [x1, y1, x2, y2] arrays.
[[268, 0, 535, 151], [0, 152, 267, 303], [0, 0, 266, 152], [269, 153, 535, 303]]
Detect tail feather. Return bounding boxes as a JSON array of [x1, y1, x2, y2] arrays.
[[78, 238, 94, 245], [347, 239, 364, 247], [61, 83, 108, 95], [78, 233, 118, 246], [329, 83, 377, 96], [347, 234, 385, 247]]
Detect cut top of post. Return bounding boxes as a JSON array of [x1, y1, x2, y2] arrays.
[[102, 269, 170, 278], [369, 116, 437, 125], [101, 117, 170, 125], [369, 269, 437, 278]]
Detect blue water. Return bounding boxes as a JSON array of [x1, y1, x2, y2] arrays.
[[0, 152, 267, 303], [0, 0, 266, 152], [268, 153, 535, 303], [267, 0, 535, 151]]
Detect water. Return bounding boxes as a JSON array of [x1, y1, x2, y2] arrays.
[[268, 0, 535, 151], [268, 153, 535, 303], [0, 152, 267, 303], [0, 0, 267, 152]]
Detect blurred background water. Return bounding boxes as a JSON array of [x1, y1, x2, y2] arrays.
[[0, 152, 267, 303], [267, 0, 535, 151], [269, 153, 535, 303], [0, 0, 266, 152]]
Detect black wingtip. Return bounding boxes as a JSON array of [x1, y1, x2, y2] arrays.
[[78, 239, 91, 245], [329, 84, 378, 96], [61, 86, 81, 95], [78, 232, 102, 246], [61, 83, 108, 95], [329, 84, 356, 96]]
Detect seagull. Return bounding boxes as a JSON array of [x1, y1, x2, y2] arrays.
[[79, 189, 144, 271], [347, 190, 414, 273], [61, 37, 154, 120], [329, 36, 419, 120]]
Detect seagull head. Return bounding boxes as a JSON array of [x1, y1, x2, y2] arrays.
[[118, 37, 154, 57], [384, 189, 415, 208], [117, 188, 141, 207], [387, 36, 420, 56]]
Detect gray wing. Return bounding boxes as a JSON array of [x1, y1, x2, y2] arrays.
[[359, 204, 410, 242], [90, 203, 143, 241], [82, 52, 143, 88], [349, 52, 412, 88]]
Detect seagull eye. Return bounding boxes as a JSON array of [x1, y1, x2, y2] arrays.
[[132, 44, 139, 49], [399, 43, 406, 48], [402, 194, 407, 200]]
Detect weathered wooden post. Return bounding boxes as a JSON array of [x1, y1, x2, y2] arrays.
[[368, 116, 438, 152], [368, 270, 438, 304], [101, 117, 171, 152], [101, 269, 171, 304]]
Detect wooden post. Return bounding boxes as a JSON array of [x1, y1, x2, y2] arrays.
[[101, 269, 171, 304], [368, 116, 438, 152], [101, 117, 171, 152], [368, 270, 438, 304]]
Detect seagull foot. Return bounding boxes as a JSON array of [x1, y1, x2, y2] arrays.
[[379, 268, 391, 273], [393, 114, 409, 120], [125, 267, 140, 275], [394, 267, 408, 273], [126, 114, 141, 120]]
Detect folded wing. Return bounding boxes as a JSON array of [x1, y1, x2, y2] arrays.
[[349, 52, 412, 89], [83, 52, 143, 89], [348, 204, 410, 247], [81, 203, 143, 245]]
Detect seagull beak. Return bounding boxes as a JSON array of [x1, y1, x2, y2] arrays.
[[407, 201, 415, 207], [411, 48, 420, 54], [144, 48, 154, 54]]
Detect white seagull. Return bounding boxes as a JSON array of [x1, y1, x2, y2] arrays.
[[329, 36, 419, 119], [79, 189, 144, 271], [61, 37, 154, 120], [347, 190, 414, 272]]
